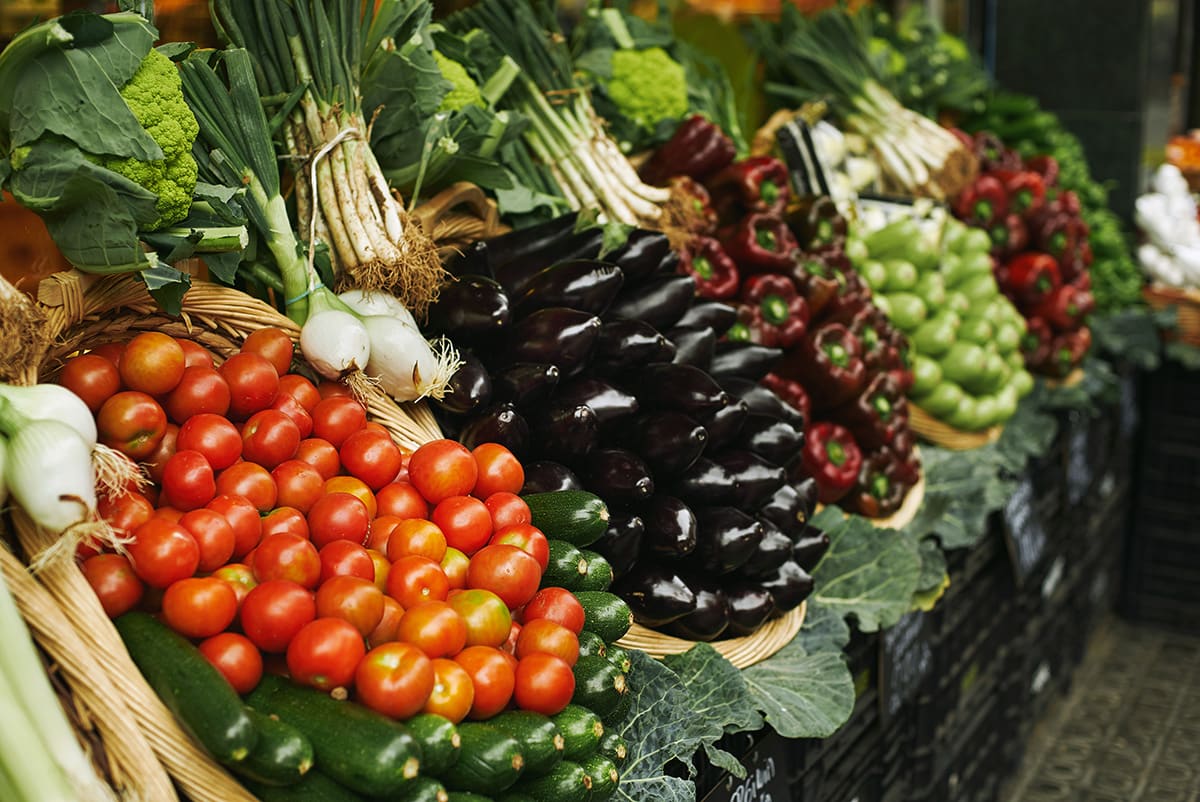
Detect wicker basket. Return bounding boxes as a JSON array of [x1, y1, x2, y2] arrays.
[[909, 404, 1003, 451], [410, 182, 509, 263], [614, 602, 806, 669], [815, 447, 926, 531], [1143, 283, 1200, 347]]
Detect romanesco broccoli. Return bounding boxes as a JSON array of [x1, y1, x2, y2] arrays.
[[606, 47, 688, 132], [434, 51, 483, 112], [100, 48, 199, 231]]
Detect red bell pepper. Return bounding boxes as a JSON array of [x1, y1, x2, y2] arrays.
[[1046, 326, 1092, 377], [679, 237, 740, 300], [791, 256, 841, 318], [990, 213, 1029, 257], [1003, 252, 1061, 307], [1034, 284, 1093, 332], [973, 132, 1022, 172], [738, 274, 811, 348], [955, 174, 1008, 226], [800, 196, 849, 249], [845, 450, 908, 518], [640, 115, 737, 185], [781, 322, 867, 410], [762, 373, 812, 426], [833, 372, 908, 451], [708, 156, 791, 218], [722, 213, 799, 274], [801, 422, 863, 504], [1025, 155, 1060, 187], [1021, 317, 1054, 368], [1005, 171, 1047, 216], [886, 428, 921, 485]]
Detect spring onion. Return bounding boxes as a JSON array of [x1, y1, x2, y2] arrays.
[[362, 315, 460, 402]]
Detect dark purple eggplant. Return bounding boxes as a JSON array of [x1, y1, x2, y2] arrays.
[[761, 560, 814, 612], [433, 351, 492, 416], [529, 404, 598, 463], [491, 363, 560, 408], [426, 276, 511, 341], [553, 378, 639, 427], [740, 415, 804, 468], [605, 275, 696, 331], [652, 249, 682, 280], [708, 341, 783, 381], [633, 363, 729, 416], [792, 527, 830, 572], [582, 449, 654, 505], [613, 565, 696, 627], [697, 397, 748, 450], [675, 302, 738, 337], [738, 521, 793, 578], [447, 239, 491, 279], [522, 461, 584, 494], [609, 230, 671, 285], [692, 507, 764, 575], [457, 404, 529, 455], [725, 584, 775, 636], [712, 451, 787, 511], [625, 411, 708, 477], [719, 377, 807, 431], [793, 477, 819, 519], [592, 319, 677, 372], [592, 512, 644, 579], [667, 325, 716, 370], [672, 458, 739, 507], [664, 578, 730, 641], [474, 213, 579, 278], [758, 484, 809, 538], [513, 260, 624, 318], [641, 496, 697, 559], [504, 308, 601, 377], [492, 231, 607, 296]]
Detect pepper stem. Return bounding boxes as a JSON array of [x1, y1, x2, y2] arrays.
[[755, 226, 777, 251], [870, 473, 890, 499], [760, 180, 779, 206], [693, 256, 713, 280], [761, 294, 790, 326], [872, 395, 892, 419], [826, 439, 846, 467], [726, 322, 751, 342], [824, 342, 849, 368]]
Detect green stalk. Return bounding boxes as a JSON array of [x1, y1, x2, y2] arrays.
[[0, 666, 76, 802], [0, 397, 31, 437]]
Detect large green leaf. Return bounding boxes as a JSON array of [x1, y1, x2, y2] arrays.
[[915, 536, 947, 593], [663, 644, 762, 776], [909, 445, 1008, 549]]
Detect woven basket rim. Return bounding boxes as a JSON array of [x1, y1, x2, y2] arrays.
[[815, 446, 925, 530], [909, 403, 1003, 451], [614, 602, 806, 670]]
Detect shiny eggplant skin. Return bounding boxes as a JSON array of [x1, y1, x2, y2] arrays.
[[652, 249, 682, 280], [712, 450, 787, 511], [740, 414, 804, 468], [457, 404, 530, 455], [708, 341, 783, 381], [664, 578, 730, 641], [625, 411, 708, 477], [633, 363, 729, 416], [609, 230, 671, 285], [761, 560, 814, 612], [492, 232, 607, 296], [426, 275, 511, 342], [553, 378, 639, 427], [667, 326, 716, 370], [640, 496, 698, 559], [613, 564, 697, 627], [433, 351, 492, 415], [697, 398, 748, 450], [491, 363, 560, 408], [738, 521, 794, 579], [529, 404, 598, 463], [522, 461, 584, 494], [582, 449, 655, 505], [605, 275, 696, 331], [592, 319, 677, 371], [672, 458, 739, 507], [758, 484, 809, 538], [724, 584, 775, 636], [504, 308, 602, 377], [719, 378, 807, 431], [513, 260, 624, 318], [793, 477, 820, 519], [692, 507, 765, 575], [592, 512, 645, 579], [792, 527, 831, 572], [675, 302, 738, 337], [472, 212, 579, 280]]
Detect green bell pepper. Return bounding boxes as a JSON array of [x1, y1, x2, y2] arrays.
[[994, 322, 1021, 354], [859, 259, 888, 291], [960, 227, 993, 256], [873, 294, 892, 317], [1012, 369, 1035, 398], [913, 272, 946, 309], [921, 381, 965, 417], [944, 250, 993, 287], [941, 219, 968, 254], [993, 385, 1019, 422], [845, 237, 869, 264], [940, 341, 986, 387], [865, 218, 921, 259], [958, 318, 994, 345], [945, 395, 983, 430], [912, 315, 957, 358], [965, 350, 1008, 396], [959, 273, 999, 303], [910, 354, 943, 398], [887, 292, 928, 332], [971, 396, 999, 429], [945, 291, 971, 316], [907, 233, 941, 273], [883, 259, 919, 293]]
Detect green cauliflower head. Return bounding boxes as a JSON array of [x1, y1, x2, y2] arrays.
[[99, 48, 199, 231], [606, 47, 688, 132], [434, 51, 483, 113]]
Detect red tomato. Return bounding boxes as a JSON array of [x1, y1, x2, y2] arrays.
[[318, 381, 354, 399], [316, 576, 384, 637], [241, 409, 301, 469], [340, 430, 403, 491], [240, 580, 316, 653], [120, 332, 185, 396], [515, 619, 579, 666], [522, 588, 586, 635], [484, 492, 531, 531], [144, 423, 179, 485], [241, 328, 294, 376], [261, 507, 310, 539], [466, 545, 541, 610], [212, 563, 256, 607], [278, 374, 321, 413], [98, 491, 154, 538], [308, 492, 370, 549], [441, 548, 470, 591], [368, 550, 391, 593], [472, 444, 524, 498], [356, 642, 435, 719], [128, 519, 200, 588], [323, 476, 377, 519], [177, 414, 242, 471], [365, 516, 402, 553], [502, 620, 521, 655], [385, 519, 447, 564], [97, 391, 167, 460], [455, 646, 515, 720], [216, 462, 277, 512], [295, 438, 340, 480], [376, 482, 429, 520], [165, 367, 231, 423], [90, 341, 125, 367], [397, 601, 467, 659], [386, 556, 449, 609], [155, 506, 184, 522], [447, 589, 512, 648], [287, 617, 366, 690], [423, 658, 475, 723], [272, 460, 325, 513], [198, 632, 262, 694], [408, 440, 477, 504], [177, 339, 214, 370], [312, 397, 367, 448], [162, 450, 216, 511], [206, 495, 262, 559], [253, 533, 321, 588], [178, 508, 236, 572], [368, 596, 404, 647], [514, 654, 574, 715], [162, 576, 238, 639], [220, 353, 280, 420], [489, 524, 549, 571], [81, 554, 144, 618], [271, 393, 314, 439], [319, 541, 375, 584], [58, 354, 120, 413], [432, 496, 493, 556]]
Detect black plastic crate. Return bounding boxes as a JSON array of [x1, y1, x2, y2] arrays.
[[1010, 603, 1076, 741]]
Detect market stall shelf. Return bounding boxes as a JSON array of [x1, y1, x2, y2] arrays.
[[615, 601, 806, 669]]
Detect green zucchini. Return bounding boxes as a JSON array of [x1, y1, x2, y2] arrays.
[[597, 731, 627, 766], [229, 707, 314, 786], [446, 794, 491, 802], [604, 643, 631, 675], [550, 705, 603, 762], [581, 754, 619, 801], [543, 540, 589, 590], [577, 630, 607, 660], [571, 656, 628, 720], [245, 674, 420, 798], [524, 491, 609, 546], [242, 770, 364, 802], [390, 776, 449, 802], [496, 794, 537, 802], [406, 714, 460, 776], [444, 722, 525, 793], [488, 711, 565, 778], [574, 591, 632, 643], [513, 760, 591, 802], [114, 612, 256, 763], [576, 550, 613, 592]]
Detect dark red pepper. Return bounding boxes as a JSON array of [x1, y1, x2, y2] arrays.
[[1021, 317, 1054, 369], [973, 131, 1022, 172], [790, 256, 841, 318], [708, 156, 791, 218], [845, 450, 908, 518], [679, 237, 740, 300], [886, 428, 921, 484], [955, 174, 1008, 227], [780, 322, 867, 410], [1025, 155, 1060, 187], [640, 115, 737, 185], [990, 213, 1029, 257], [1003, 252, 1061, 307], [1034, 284, 1092, 332], [802, 422, 863, 504], [722, 213, 799, 275], [1004, 171, 1047, 216], [1046, 326, 1092, 377], [799, 196, 849, 250], [737, 274, 811, 348], [833, 372, 908, 451], [762, 373, 812, 427]]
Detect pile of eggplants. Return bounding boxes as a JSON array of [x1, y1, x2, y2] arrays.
[[430, 214, 830, 642]]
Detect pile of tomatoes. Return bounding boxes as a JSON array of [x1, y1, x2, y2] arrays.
[[62, 328, 585, 723]]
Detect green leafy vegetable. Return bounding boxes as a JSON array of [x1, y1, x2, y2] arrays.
[[663, 645, 762, 776]]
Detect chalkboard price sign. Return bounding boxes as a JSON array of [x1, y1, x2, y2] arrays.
[[1066, 415, 1092, 506], [1003, 472, 1048, 583], [701, 732, 791, 802], [879, 610, 933, 722]]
